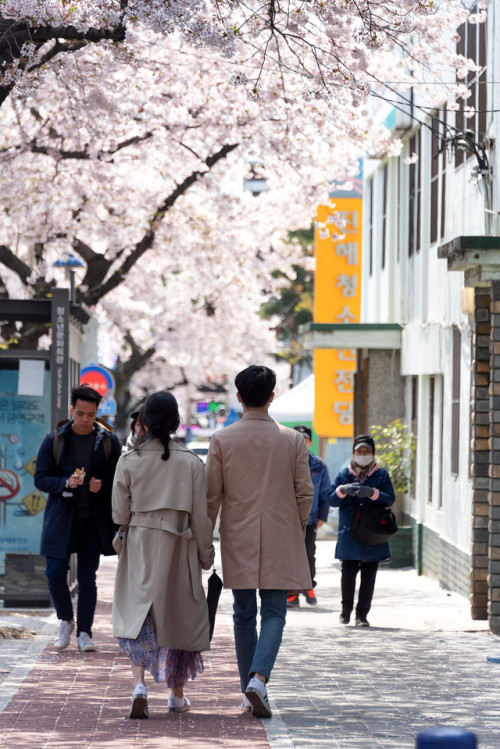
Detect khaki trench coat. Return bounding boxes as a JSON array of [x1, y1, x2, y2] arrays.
[[206, 411, 314, 590], [112, 439, 214, 651]]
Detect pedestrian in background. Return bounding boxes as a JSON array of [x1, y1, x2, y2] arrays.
[[287, 425, 330, 608], [330, 434, 395, 627], [206, 365, 313, 718], [35, 385, 121, 653], [122, 406, 144, 453], [112, 391, 214, 719]]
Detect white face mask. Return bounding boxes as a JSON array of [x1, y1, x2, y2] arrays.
[[354, 454, 373, 467]]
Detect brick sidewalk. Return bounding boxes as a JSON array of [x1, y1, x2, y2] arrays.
[[0, 556, 270, 748], [2, 540, 500, 748]]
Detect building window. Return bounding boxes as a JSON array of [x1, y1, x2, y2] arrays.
[[381, 164, 388, 270], [428, 376, 435, 504], [411, 375, 418, 494], [396, 155, 401, 263], [408, 131, 421, 256], [455, 10, 487, 169], [430, 111, 447, 244], [367, 177, 374, 276], [451, 327, 461, 475]]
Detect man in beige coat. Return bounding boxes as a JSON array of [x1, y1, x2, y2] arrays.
[[206, 365, 313, 718]]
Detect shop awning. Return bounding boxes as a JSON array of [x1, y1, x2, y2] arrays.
[[300, 322, 402, 350]]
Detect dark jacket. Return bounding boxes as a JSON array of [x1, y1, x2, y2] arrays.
[[308, 452, 331, 526], [329, 463, 395, 562], [35, 420, 121, 559]]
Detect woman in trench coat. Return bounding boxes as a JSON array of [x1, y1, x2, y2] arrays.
[[112, 392, 214, 719]]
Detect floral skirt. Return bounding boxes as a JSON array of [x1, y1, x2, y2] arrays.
[[118, 613, 204, 688]]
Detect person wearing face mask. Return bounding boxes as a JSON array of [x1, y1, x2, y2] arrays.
[[329, 434, 395, 627]]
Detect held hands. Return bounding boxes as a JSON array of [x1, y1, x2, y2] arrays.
[[356, 485, 375, 499], [338, 483, 359, 496], [338, 484, 375, 499]]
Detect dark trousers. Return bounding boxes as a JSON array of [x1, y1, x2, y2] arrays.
[[305, 524, 317, 589], [341, 560, 379, 619], [45, 517, 101, 636]]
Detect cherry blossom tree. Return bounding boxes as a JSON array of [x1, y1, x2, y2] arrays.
[[0, 2, 487, 420]]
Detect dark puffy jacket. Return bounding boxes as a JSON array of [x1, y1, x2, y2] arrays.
[[308, 453, 331, 526], [34, 420, 121, 559], [329, 463, 395, 562]]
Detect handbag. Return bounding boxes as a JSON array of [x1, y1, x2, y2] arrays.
[[350, 501, 398, 546], [112, 525, 128, 556]]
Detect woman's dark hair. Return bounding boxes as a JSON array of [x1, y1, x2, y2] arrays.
[[235, 365, 276, 408], [139, 391, 180, 461]]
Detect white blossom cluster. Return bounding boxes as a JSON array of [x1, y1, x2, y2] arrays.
[[0, 1, 487, 392], [1, 0, 481, 108]]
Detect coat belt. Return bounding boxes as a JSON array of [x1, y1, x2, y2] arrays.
[[125, 514, 203, 602], [129, 513, 193, 540]]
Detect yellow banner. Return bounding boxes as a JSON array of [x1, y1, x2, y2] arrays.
[[314, 197, 362, 437]]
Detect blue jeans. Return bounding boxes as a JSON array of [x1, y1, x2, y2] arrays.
[[45, 517, 101, 636], [232, 589, 288, 692]]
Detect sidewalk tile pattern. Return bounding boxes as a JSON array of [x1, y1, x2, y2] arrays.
[[1, 541, 500, 748], [0, 558, 269, 748]]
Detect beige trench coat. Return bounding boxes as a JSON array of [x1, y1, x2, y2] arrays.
[[206, 411, 314, 590], [112, 439, 214, 651]]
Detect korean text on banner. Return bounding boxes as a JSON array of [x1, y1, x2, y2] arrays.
[[314, 198, 362, 437]]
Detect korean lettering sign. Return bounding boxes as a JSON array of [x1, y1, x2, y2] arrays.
[[314, 198, 362, 437]]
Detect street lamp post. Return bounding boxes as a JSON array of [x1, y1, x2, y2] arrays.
[[52, 253, 85, 303], [243, 162, 270, 196]]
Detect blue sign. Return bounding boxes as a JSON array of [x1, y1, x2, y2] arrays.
[[98, 396, 117, 417]]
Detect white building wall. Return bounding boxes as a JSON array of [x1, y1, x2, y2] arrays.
[[361, 4, 498, 583]]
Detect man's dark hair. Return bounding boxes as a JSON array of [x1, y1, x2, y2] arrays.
[[71, 385, 102, 408], [235, 365, 276, 408]]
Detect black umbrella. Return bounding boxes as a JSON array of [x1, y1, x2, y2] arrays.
[[206, 568, 223, 641]]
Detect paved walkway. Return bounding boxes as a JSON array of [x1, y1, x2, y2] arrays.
[[0, 540, 498, 748]]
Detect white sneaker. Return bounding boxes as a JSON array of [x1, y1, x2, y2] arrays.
[[77, 632, 96, 652], [241, 694, 253, 713], [129, 684, 149, 719], [245, 677, 272, 718], [53, 620, 75, 650], [168, 694, 191, 713]]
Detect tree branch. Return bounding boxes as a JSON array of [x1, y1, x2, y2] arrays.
[[0, 15, 127, 109], [82, 142, 239, 306], [0, 244, 32, 284], [27, 131, 155, 161]]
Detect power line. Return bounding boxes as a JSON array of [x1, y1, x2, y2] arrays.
[[370, 92, 500, 116], [367, 79, 498, 86]]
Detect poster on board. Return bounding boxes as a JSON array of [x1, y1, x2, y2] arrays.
[[0, 360, 51, 573]]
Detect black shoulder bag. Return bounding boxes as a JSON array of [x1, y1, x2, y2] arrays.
[[350, 500, 398, 546]]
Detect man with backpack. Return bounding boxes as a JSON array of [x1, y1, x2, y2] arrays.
[[35, 385, 121, 652]]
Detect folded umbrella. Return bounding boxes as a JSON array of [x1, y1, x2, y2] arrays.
[[207, 568, 223, 641]]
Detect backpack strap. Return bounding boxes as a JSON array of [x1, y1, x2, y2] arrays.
[[52, 429, 65, 468], [101, 432, 112, 462], [52, 425, 112, 467]]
